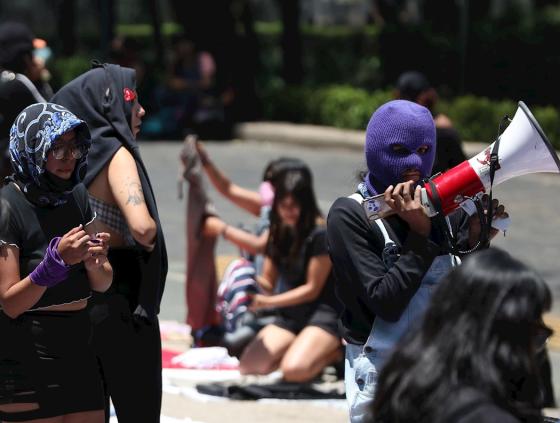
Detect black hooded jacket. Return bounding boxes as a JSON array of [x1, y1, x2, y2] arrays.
[[52, 62, 168, 320]]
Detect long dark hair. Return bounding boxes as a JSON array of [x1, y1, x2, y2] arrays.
[[261, 157, 306, 184], [373, 247, 551, 423], [267, 165, 321, 268]]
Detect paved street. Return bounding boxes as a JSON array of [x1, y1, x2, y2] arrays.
[[139, 139, 560, 421], [141, 139, 560, 322]]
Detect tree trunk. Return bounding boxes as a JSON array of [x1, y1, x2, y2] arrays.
[[168, 0, 260, 123], [278, 0, 303, 85], [148, 0, 164, 68], [56, 0, 76, 56], [97, 0, 116, 60]]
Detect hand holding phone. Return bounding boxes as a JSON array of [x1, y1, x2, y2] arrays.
[[85, 232, 111, 270]]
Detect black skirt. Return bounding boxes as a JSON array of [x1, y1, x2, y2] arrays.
[[274, 301, 340, 338], [0, 308, 104, 421]]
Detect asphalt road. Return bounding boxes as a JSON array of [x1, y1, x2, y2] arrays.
[[139, 139, 560, 420], [139, 139, 560, 323]]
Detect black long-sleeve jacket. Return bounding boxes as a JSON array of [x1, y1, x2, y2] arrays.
[[327, 196, 469, 345]]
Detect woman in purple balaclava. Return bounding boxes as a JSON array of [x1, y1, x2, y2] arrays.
[[326, 100, 507, 423], [364, 100, 436, 196]]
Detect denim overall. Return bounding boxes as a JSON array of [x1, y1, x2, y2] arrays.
[[344, 201, 458, 422]]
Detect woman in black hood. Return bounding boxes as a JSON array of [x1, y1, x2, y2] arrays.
[[53, 63, 168, 423]]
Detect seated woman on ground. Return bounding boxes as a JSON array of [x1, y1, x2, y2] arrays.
[[193, 138, 304, 262], [181, 135, 305, 349], [238, 166, 342, 383], [371, 247, 552, 423]]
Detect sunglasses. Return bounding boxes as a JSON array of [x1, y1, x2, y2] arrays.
[[50, 143, 87, 160]]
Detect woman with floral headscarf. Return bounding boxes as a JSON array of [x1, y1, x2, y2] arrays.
[[0, 102, 112, 422], [53, 63, 167, 423]]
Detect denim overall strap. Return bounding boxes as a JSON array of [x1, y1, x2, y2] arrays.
[[364, 240, 457, 356], [373, 219, 391, 244], [345, 194, 458, 422], [444, 215, 462, 266], [344, 217, 399, 423]]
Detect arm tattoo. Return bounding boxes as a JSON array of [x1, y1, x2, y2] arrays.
[[126, 182, 145, 206]]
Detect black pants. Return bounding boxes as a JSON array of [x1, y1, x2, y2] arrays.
[[0, 309, 104, 422], [89, 292, 162, 423]]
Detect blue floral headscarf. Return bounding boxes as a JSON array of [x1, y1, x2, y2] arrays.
[[9, 102, 91, 206]]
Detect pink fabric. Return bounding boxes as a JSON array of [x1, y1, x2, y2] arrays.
[[258, 181, 275, 208], [161, 348, 238, 370]]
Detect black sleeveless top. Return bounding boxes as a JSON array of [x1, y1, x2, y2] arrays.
[[275, 226, 340, 322], [0, 182, 94, 311]]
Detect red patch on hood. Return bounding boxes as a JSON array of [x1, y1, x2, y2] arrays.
[[123, 88, 136, 102]]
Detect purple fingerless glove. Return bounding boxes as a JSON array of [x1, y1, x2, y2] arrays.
[[29, 237, 70, 288]]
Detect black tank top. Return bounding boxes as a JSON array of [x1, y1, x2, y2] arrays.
[[0, 182, 93, 311], [275, 226, 339, 322]]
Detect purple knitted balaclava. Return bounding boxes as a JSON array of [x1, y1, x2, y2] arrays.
[[364, 100, 436, 194]]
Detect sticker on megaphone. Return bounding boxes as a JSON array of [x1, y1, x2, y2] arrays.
[[362, 194, 394, 221]]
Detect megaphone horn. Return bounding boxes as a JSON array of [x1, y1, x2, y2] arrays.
[[422, 101, 560, 217]]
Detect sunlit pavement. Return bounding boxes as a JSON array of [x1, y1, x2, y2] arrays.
[[139, 131, 560, 419]]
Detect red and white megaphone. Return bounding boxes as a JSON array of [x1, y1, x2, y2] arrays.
[[366, 101, 560, 222], [420, 101, 560, 217]]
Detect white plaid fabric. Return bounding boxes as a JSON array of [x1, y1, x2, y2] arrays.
[[89, 195, 135, 246]]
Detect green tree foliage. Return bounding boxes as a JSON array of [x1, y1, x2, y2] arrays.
[[263, 86, 560, 149]]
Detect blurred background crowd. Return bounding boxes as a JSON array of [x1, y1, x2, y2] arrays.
[[1, 0, 559, 148]]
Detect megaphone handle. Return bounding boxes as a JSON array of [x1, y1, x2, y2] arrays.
[[422, 178, 461, 255], [460, 195, 510, 231], [464, 115, 507, 253], [463, 199, 491, 254], [485, 115, 509, 233]]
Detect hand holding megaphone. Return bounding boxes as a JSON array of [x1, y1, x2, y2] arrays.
[[364, 101, 560, 225], [384, 182, 432, 237], [457, 194, 511, 233], [379, 184, 509, 242], [363, 187, 511, 233], [465, 194, 510, 248]]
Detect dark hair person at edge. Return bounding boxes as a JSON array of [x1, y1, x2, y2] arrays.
[[0, 103, 113, 422], [326, 100, 510, 423], [52, 62, 168, 423], [372, 247, 552, 423], [0, 21, 49, 180]]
